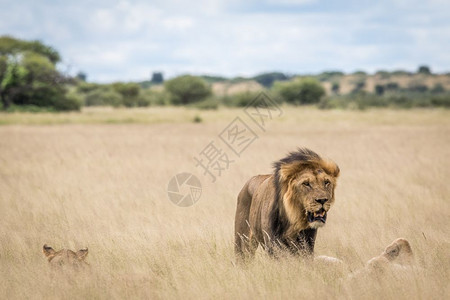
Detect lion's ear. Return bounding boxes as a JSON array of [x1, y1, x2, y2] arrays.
[[43, 244, 56, 259], [76, 248, 88, 260], [322, 159, 340, 178], [332, 163, 340, 178], [279, 162, 305, 182]]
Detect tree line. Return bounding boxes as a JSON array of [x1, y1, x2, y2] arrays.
[[1, 36, 449, 112]]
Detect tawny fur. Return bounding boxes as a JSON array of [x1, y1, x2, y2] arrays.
[[317, 238, 417, 281], [43, 244, 89, 269], [366, 238, 414, 272], [234, 148, 340, 262]]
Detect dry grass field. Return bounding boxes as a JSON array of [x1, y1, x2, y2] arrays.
[[0, 107, 449, 299]]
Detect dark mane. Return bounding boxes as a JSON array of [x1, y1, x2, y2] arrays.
[[269, 148, 322, 237]]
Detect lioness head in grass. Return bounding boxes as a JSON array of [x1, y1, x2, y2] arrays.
[[43, 244, 89, 268], [367, 238, 414, 271], [274, 148, 340, 230]]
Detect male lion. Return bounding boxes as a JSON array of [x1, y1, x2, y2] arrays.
[[43, 244, 89, 269], [235, 148, 339, 262]]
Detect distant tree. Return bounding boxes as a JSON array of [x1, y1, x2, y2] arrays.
[[417, 65, 431, 75], [408, 83, 428, 93], [375, 84, 385, 96], [431, 83, 445, 93], [351, 79, 366, 94], [112, 82, 140, 98], [85, 88, 122, 107], [273, 78, 325, 105], [224, 91, 260, 107], [0, 35, 60, 64], [331, 82, 340, 94], [385, 82, 399, 90], [200, 75, 227, 83], [164, 75, 211, 105], [76, 72, 87, 82], [77, 82, 101, 93], [151, 72, 164, 84], [112, 82, 141, 107], [392, 70, 412, 76], [253, 72, 288, 87], [375, 70, 390, 79], [352, 70, 367, 76], [318, 71, 344, 82], [0, 36, 78, 111], [0, 56, 27, 109]]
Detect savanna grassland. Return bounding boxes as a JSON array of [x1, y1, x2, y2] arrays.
[[0, 107, 449, 299]]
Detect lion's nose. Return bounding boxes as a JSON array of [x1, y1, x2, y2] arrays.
[[315, 198, 328, 205]]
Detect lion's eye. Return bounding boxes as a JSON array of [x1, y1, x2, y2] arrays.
[[302, 182, 311, 187], [324, 180, 330, 186]]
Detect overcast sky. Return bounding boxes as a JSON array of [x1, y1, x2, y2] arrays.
[[1, 0, 449, 82]]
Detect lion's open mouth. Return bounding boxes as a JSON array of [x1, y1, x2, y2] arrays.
[[307, 208, 327, 223]]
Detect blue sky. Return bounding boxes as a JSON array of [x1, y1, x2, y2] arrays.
[[1, 0, 449, 82]]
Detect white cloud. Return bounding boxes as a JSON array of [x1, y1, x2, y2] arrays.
[[1, 0, 448, 82], [162, 17, 195, 31], [266, 0, 317, 4]]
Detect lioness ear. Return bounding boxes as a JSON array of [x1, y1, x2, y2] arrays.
[[76, 248, 88, 260], [384, 244, 400, 260], [43, 244, 56, 258]]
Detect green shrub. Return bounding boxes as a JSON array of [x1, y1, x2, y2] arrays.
[[190, 97, 219, 110], [331, 82, 340, 94], [431, 83, 445, 94], [223, 91, 260, 107], [53, 93, 82, 111], [375, 84, 385, 96], [430, 95, 450, 107], [138, 89, 170, 106], [77, 82, 102, 93], [193, 115, 202, 123], [385, 82, 399, 91], [317, 71, 344, 82], [357, 93, 388, 109], [5, 104, 56, 112], [351, 79, 366, 94], [318, 97, 344, 109], [122, 96, 139, 107], [165, 75, 211, 105], [273, 78, 325, 105], [85, 88, 123, 107], [387, 95, 414, 108], [110, 82, 140, 107], [352, 70, 367, 76], [375, 70, 390, 79], [407, 83, 428, 93]]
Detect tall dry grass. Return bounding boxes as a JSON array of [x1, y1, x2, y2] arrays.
[[0, 108, 449, 299]]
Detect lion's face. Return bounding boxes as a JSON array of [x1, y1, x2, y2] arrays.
[[276, 149, 340, 235], [293, 168, 337, 229]]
